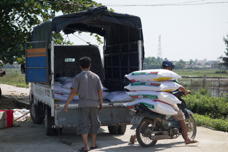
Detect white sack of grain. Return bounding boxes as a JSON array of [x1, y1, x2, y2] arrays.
[[124, 81, 181, 92], [123, 98, 177, 115], [125, 69, 181, 82], [127, 91, 181, 105], [54, 93, 79, 101], [105, 91, 132, 102]]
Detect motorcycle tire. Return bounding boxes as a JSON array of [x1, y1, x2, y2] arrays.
[[185, 114, 197, 140], [136, 119, 157, 147]]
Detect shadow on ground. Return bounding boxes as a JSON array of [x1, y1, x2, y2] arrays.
[[0, 96, 29, 109]]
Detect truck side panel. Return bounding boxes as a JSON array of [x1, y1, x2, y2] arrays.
[[31, 84, 53, 107], [25, 48, 49, 83]]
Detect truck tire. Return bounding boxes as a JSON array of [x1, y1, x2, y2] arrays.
[[108, 125, 126, 135], [30, 97, 45, 124], [0, 87, 2, 99], [45, 106, 58, 136]]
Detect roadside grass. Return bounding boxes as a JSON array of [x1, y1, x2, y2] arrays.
[[175, 69, 228, 77], [0, 68, 28, 88], [194, 114, 228, 132]]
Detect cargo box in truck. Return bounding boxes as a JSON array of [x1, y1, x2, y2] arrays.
[[25, 6, 144, 136]]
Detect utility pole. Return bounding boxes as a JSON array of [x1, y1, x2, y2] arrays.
[[157, 34, 162, 58]]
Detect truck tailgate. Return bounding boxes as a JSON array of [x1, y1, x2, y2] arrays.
[[54, 102, 133, 128]]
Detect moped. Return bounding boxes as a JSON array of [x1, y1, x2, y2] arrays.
[[125, 91, 197, 147]]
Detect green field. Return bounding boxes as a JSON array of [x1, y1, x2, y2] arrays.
[[175, 69, 228, 77], [0, 68, 227, 88], [0, 68, 28, 88]]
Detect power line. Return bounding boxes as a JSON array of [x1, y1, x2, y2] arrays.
[[104, 1, 228, 7], [72, 33, 92, 45], [181, 0, 207, 3]]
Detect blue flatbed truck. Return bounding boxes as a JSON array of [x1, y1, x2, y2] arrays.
[[25, 6, 144, 135]]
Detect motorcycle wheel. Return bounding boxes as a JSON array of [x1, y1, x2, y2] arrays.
[[136, 119, 157, 147], [185, 114, 197, 140]]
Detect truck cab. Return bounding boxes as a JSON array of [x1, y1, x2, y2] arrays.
[[25, 6, 144, 135]]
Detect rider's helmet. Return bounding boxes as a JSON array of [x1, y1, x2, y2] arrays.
[[162, 60, 175, 70]]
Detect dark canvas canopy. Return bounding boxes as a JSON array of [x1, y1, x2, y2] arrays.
[[52, 6, 142, 35], [30, 6, 144, 90], [31, 6, 143, 46]]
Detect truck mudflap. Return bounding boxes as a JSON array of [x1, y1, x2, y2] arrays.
[[54, 103, 133, 128]]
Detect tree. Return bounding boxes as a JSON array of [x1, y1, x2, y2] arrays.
[[174, 59, 186, 69], [0, 0, 99, 64], [143, 57, 164, 69], [222, 35, 228, 67]]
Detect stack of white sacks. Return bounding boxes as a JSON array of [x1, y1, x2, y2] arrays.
[[53, 77, 131, 103], [104, 91, 132, 103], [124, 69, 182, 116], [54, 77, 79, 101]]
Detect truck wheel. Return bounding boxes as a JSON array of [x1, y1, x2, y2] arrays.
[[45, 106, 58, 136], [30, 97, 45, 124], [108, 125, 126, 135], [0, 87, 2, 99]]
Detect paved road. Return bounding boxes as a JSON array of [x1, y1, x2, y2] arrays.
[[0, 122, 228, 152], [0, 84, 228, 152]]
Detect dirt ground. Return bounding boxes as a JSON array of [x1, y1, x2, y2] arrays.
[[0, 84, 29, 108], [0, 84, 228, 152]]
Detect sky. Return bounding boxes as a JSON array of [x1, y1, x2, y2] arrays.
[[68, 0, 228, 61]]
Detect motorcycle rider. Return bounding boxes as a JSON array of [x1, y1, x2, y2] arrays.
[[129, 61, 197, 145], [161, 60, 197, 144]]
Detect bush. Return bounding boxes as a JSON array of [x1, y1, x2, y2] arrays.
[[194, 114, 228, 132], [184, 91, 228, 119]]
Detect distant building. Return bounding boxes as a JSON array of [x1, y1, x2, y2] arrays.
[[185, 59, 220, 69]]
